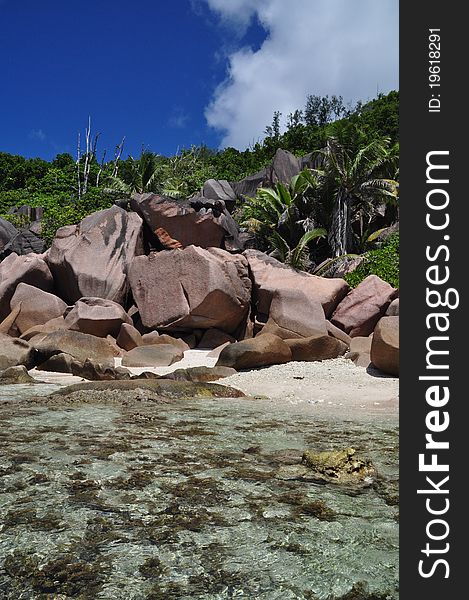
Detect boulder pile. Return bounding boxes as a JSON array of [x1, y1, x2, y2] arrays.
[[0, 183, 399, 381]]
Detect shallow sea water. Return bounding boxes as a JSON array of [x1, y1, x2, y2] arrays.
[[0, 392, 398, 599]]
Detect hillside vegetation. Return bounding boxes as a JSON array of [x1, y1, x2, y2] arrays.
[[0, 91, 399, 285]]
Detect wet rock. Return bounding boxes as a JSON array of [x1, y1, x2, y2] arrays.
[[285, 335, 348, 361], [10, 283, 67, 334], [32, 329, 120, 366], [64, 297, 133, 338], [302, 447, 376, 482], [164, 366, 237, 382], [244, 249, 349, 319], [0, 365, 36, 384], [0, 334, 37, 370], [216, 333, 292, 370], [121, 344, 184, 367], [371, 316, 399, 376], [46, 205, 144, 305], [331, 275, 398, 337], [129, 246, 251, 334], [0, 252, 54, 320], [50, 378, 246, 399]]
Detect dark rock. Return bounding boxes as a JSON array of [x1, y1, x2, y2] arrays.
[[231, 149, 303, 201], [202, 179, 237, 212], [51, 379, 246, 399], [71, 358, 131, 381], [197, 328, 236, 349], [0, 217, 44, 257], [36, 352, 77, 374]]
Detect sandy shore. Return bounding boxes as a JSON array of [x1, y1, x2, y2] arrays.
[[26, 350, 398, 421]]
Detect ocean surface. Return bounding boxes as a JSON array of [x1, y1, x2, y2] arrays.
[[0, 384, 398, 599]]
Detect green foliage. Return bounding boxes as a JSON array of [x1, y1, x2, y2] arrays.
[[344, 233, 399, 288], [40, 189, 115, 245], [0, 212, 31, 229], [270, 228, 326, 270], [0, 91, 398, 251]]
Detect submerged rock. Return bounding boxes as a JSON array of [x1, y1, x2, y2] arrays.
[[276, 447, 376, 483], [50, 378, 246, 399], [302, 447, 376, 481]]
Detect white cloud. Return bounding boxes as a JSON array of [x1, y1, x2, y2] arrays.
[[29, 128, 46, 142], [203, 0, 399, 149]]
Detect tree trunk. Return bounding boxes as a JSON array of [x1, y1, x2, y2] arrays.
[[328, 190, 352, 256]]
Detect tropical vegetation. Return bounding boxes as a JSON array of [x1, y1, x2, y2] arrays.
[[0, 90, 399, 282]]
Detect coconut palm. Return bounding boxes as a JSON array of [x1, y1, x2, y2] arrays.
[[311, 137, 398, 256], [269, 228, 327, 270], [107, 150, 162, 195], [242, 169, 320, 248]]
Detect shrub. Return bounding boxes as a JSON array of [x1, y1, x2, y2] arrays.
[[344, 233, 399, 288]]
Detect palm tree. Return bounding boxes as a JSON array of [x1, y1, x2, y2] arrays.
[[242, 169, 320, 247], [311, 137, 398, 256], [107, 150, 161, 195], [270, 228, 327, 270]]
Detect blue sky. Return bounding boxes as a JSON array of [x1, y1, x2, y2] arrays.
[[0, 0, 398, 161]]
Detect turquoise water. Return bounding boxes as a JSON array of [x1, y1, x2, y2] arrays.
[[0, 393, 398, 599]]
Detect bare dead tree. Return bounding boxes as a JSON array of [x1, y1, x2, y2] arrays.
[[81, 117, 102, 195], [76, 132, 81, 199], [96, 148, 106, 188], [112, 137, 125, 178]]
